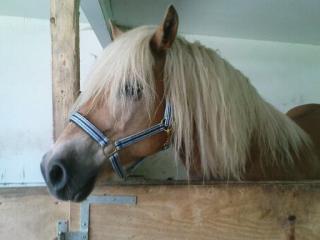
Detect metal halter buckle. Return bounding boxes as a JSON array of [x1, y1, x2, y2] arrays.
[[163, 125, 172, 150]]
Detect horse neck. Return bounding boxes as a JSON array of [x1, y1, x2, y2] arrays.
[[236, 101, 319, 180], [168, 40, 317, 180]]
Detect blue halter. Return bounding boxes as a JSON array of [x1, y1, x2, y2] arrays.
[[70, 101, 172, 179]]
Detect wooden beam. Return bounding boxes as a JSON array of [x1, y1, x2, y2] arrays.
[[51, 0, 80, 140], [71, 182, 320, 240]]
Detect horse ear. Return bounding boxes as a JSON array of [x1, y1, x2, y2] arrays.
[[150, 5, 179, 52], [109, 19, 124, 40]]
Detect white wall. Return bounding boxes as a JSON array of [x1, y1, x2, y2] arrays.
[[0, 15, 319, 184], [0, 16, 52, 185], [0, 15, 101, 186]]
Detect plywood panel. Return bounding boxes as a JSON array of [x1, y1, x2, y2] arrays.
[[0, 187, 69, 240], [71, 182, 320, 240]]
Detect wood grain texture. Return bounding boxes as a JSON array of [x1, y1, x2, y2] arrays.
[[70, 183, 320, 240], [51, 0, 80, 140], [0, 187, 69, 240]]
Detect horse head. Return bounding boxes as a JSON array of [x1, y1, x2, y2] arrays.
[[41, 6, 179, 202]]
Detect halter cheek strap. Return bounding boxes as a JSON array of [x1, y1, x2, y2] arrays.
[[70, 101, 172, 179]]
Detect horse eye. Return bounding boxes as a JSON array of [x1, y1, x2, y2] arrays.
[[123, 83, 143, 100]]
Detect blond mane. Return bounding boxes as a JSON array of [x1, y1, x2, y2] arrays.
[[75, 26, 315, 179]]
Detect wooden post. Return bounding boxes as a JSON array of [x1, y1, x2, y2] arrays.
[[50, 0, 80, 140]]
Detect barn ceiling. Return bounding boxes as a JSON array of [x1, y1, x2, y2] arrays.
[[1, 0, 319, 46], [91, 0, 320, 46], [0, 0, 88, 22]]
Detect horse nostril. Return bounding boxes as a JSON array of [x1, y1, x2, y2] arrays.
[[50, 165, 63, 184], [48, 163, 67, 190]]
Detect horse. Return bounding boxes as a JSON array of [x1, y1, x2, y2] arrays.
[[41, 5, 320, 202]]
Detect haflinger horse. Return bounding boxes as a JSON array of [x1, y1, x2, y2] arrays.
[[41, 5, 320, 202]]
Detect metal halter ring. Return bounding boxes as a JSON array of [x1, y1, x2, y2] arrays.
[[102, 143, 118, 159]]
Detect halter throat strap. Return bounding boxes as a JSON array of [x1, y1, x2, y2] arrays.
[[70, 101, 172, 179]]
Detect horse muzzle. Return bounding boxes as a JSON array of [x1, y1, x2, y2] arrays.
[[40, 153, 96, 202]]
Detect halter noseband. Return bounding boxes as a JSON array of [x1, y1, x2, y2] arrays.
[[70, 101, 172, 179]]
